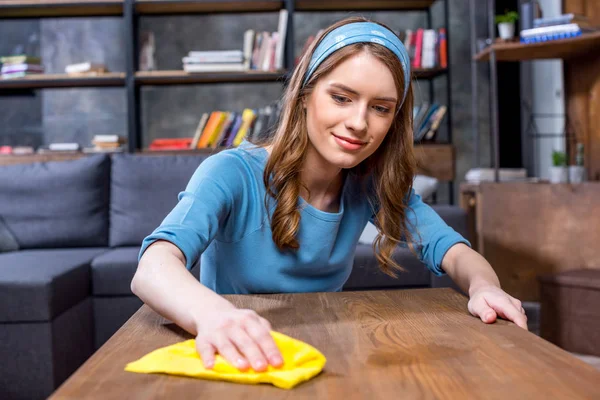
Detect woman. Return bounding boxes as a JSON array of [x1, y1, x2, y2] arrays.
[[132, 17, 528, 374]]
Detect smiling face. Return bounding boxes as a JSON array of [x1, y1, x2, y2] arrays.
[[304, 51, 398, 171]]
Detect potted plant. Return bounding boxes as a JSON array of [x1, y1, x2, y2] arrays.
[[550, 150, 567, 183], [495, 10, 519, 40], [569, 143, 586, 183]]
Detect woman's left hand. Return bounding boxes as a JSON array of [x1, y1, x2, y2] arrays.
[[468, 285, 528, 330]]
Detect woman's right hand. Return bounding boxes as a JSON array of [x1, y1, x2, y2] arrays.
[[195, 307, 284, 372]]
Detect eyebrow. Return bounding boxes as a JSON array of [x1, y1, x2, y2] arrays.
[[329, 83, 397, 103]]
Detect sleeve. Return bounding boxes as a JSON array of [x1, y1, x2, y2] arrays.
[[369, 189, 471, 276], [138, 155, 236, 271]]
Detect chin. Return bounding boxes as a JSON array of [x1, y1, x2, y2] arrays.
[[326, 146, 367, 169], [325, 135, 371, 168]]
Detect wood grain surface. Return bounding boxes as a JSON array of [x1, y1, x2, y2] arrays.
[[50, 289, 600, 399]]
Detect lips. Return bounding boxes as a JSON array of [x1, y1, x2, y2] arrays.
[[331, 134, 366, 145], [332, 133, 367, 151]]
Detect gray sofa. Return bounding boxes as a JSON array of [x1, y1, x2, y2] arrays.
[[0, 153, 468, 400]]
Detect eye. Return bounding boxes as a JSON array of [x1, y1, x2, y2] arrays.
[[331, 94, 350, 104], [373, 105, 390, 114]]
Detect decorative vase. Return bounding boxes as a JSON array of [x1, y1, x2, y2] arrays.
[[498, 22, 515, 39], [568, 166, 586, 183], [549, 166, 568, 183]]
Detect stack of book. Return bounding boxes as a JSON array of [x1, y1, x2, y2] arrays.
[[37, 143, 81, 154], [65, 62, 108, 75], [401, 28, 448, 69], [413, 103, 447, 143], [84, 134, 126, 153], [148, 101, 282, 151], [520, 13, 598, 43], [1, 55, 44, 79], [183, 50, 246, 73], [183, 9, 288, 73], [297, 28, 447, 70]]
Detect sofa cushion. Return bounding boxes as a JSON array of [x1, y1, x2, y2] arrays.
[[344, 245, 430, 290], [91, 246, 201, 296], [110, 154, 210, 247], [0, 154, 110, 249], [0, 248, 107, 322]]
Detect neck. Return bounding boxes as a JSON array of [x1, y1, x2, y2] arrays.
[[299, 143, 345, 207]]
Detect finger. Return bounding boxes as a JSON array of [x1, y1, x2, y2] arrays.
[[245, 319, 283, 367], [509, 297, 524, 313], [214, 334, 250, 371], [469, 298, 497, 324], [494, 299, 528, 330], [258, 316, 273, 332], [229, 327, 268, 372], [195, 337, 216, 369]]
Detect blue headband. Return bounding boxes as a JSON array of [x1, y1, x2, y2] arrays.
[[303, 22, 411, 106]]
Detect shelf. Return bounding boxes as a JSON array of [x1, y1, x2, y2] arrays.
[[135, 70, 287, 85], [0, 152, 86, 166], [0, 73, 126, 90], [135, 0, 283, 14], [413, 68, 447, 79], [143, 143, 455, 182], [0, 0, 123, 18], [474, 31, 600, 62], [295, 0, 436, 11], [0, 144, 454, 182]]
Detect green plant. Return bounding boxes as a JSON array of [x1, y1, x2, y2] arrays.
[[495, 10, 519, 24], [552, 150, 567, 167]]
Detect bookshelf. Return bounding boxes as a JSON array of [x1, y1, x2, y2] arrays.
[[0, 72, 125, 89], [294, 0, 436, 11], [470, 0, 600, 182], [135, 0, 283, 14], [474, 31, 600, 62], [464, 0, 600, 299], [0, 144, 455, 181], [0, 0, 458, 188], [0, 0, 124, 18], [134, 70, 288, 85]]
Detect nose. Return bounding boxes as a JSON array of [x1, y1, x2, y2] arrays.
[[345, 103, 368, 134]]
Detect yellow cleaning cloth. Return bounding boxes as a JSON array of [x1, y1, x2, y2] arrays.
[[125, 331, 326, 389]]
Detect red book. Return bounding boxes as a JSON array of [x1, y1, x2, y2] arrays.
[[413, 29, 424, 69], [439, 28, 448, 69]]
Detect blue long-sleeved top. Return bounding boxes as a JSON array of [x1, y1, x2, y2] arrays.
[[139, 141, 470, 294]]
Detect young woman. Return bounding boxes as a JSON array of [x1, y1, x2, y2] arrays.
[[132, 17, 527, 373]]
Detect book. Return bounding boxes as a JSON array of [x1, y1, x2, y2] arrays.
[[0, 55, 41, 65], [465, 168, 527, 183], [197, 112, 226, 148], [65, 62, 107, 74], [1, 63, 44, 74], [438, 28, 448, 68], [184, 63, 246, 73], [48, 142, 80, 151], [243, 30, 255, 70], [190, 113, 209, 149], [275, 9, 288, 70], [233, 109, 257, 146], [423, 105, 447, 141]]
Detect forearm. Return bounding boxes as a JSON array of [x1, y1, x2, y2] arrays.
[[131, 240, 235, 336], [440, 243, 501, 297]]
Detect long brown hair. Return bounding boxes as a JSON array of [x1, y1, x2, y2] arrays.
[[254, 16, 418, 277]]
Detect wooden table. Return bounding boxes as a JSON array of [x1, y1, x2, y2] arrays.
[[51, 288, 600, 399]]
